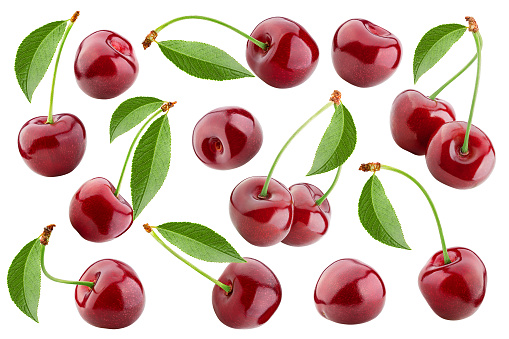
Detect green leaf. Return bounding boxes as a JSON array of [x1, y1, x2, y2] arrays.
[[15, 20, 67, 102], [110, 97, 164, 142], [156, 222, 246, 263], [413, 24, 467, 83], [131, 115, 171, 219], [307, 103, 357, 176], [358, 175, 410, 250], [157, 40, 254, 81], [7, 239, 42, 322]]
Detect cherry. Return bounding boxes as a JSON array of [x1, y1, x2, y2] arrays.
[[425, 121, 495, 189], [18, 114, 86, 177], [229, 176, 293, 246], [246, 17, 319, 88], [390, 90, 456, 155], [75, 259, 145, 329], [69, 177, 133, 242], [282, 183, 330, 246], [192, 106, 262, 170], [315, 258, 386, 324], [212, 257, 282, 329], [75, 30, 138, 99], [419, 247, 486, 320], [332, 19, 401, 87]]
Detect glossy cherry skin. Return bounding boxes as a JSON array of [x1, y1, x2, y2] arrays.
[[18, 113, 86, 177], [390, 90, 456, 155], [75, 259, 145, 329], [282, 183, 330, 246], [332, 19, 401, 87], [315, 258, 386, 324], [192, 106, 263, 170], [425, 121, 495, 189], [230, 176, 293, 246], [246, 17, 319, 88], [69, 177, 133, 242], [74, 30, 138, 99], [418, 247, 487, 320], [212, 257, 282, 329]]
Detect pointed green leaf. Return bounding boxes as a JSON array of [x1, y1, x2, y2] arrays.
[[413, 24, 467, 83], [157, 40, 254, 81], [307, 103, 357, 176], [110, 97, 164, 142], [131, 115, 171, 219], [15, 20, 67, 102], [157, 222, 246, 263], [7, 239, 42, 322], [358, 175, 410, 250]]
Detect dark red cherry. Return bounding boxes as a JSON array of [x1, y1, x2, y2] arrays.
[[246, 17, 319, 88], [418, 247, 487, 320], [332, 19, 401, 87], [229, 176, 293, 246], [282, 183, 330, 246], [425, 121, 495, 189], [74, 30, 138, 99], [69, 177, 133, 242], [212, 257, 282, 329], [75, 259, 145, 329], [18, 113, 86, 177], [390, 90, 456, 155], [192, 106, 263, 170]]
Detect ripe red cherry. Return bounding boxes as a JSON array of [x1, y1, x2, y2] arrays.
[[332, 19, 401, 87], [18, 113, 86, 177], [390, 90, 456, 155], [229, 176, 293, 246], [425, 121, 495, 189], [282, 183, 330, 246], [75, 259, 145, 329], [74, 30, 138, 99], [246, 17, 319, 88], [418, 247, 487, 320], [212, 257, 282, 329], [315, 258, 386, 324], [69, 177, 133, 242], [192, 106, 263, 170]]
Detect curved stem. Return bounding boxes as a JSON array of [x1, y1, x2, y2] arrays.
[[154, 15, 268, 50], [40, 245, 94, 288], [115, 110, 162, 197], [380, 165, 450, 264], [461, 31, 482, 154], [47, 20, 75, 124], [260, 101, 334, 197], [150, 229, 231, 294], [315, 166, 341, 206]]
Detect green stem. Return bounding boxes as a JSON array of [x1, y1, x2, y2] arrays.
[[115, 110, 162, 197], [40, 245, 94, 288], [461, 31, 482, 154], [315, 166, 341, 206], [154, 15, 268, 50], [260, 101, 334, 197], [380, 165, 450, 264], [47, 20, 75, 124], [149, 229, 231, 294]]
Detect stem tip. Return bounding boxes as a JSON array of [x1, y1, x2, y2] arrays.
[[143, 30, 158, 49], [143, 223, 153, 233], [161, 101, 177, 113], [465, 16, 479, 32], [330, 90, 342, 105], [359, 162, 381, 173], [70, 11, 80, 23], [40, 224, 56, 246]]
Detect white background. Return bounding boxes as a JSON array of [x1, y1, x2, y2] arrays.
[[1, 0, 507, 338]]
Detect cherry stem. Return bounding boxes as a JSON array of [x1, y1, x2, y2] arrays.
[[379, 164, 451, 264], [315, 165, 341, 206], [259, 101, 334, 198], [461, 31, 482, 154], [154, 15, 268, 50], [148, 227, 231, 294], [40, 244, 94, 288], [47, 15, 77, 124], [115, 109, 162, 197]]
